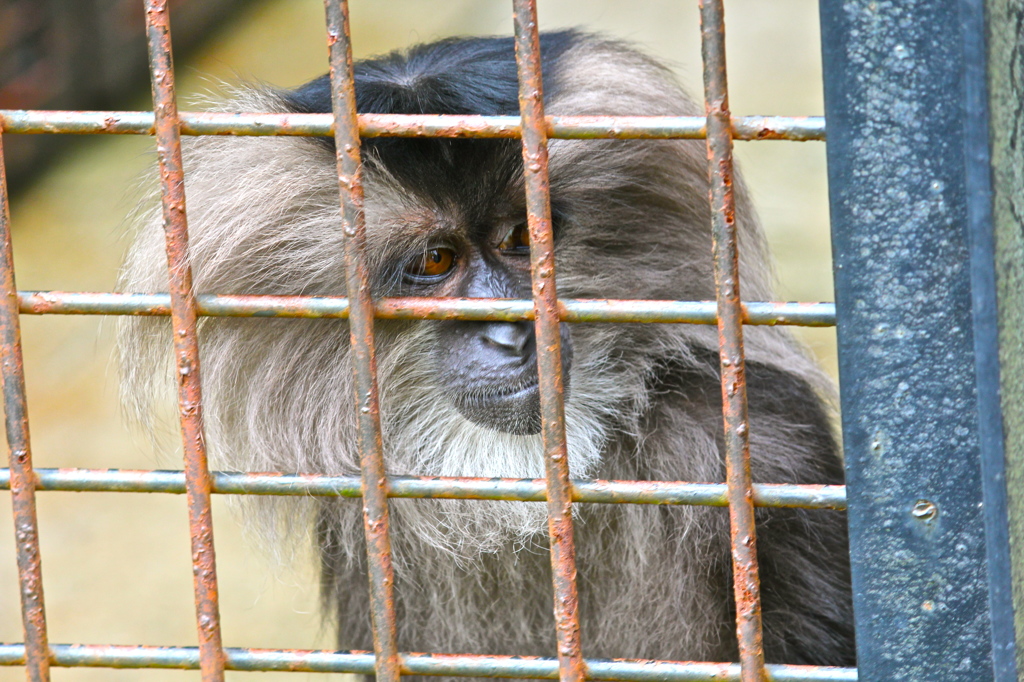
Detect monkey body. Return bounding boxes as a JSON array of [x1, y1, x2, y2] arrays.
[[119, 31, 854, 671]]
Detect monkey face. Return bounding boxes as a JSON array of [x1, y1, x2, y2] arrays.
[[410, 247, 573, 435], [433, 319, 571, 436], [371, 190, 573, 435]]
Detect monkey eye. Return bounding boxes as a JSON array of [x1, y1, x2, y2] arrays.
[[497, 222, 531, 254], [403, 247, 457, 282]]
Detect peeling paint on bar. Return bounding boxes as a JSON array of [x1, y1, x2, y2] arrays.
[[0, 110, 825, 141], [144, 2, 225, 679], [0, 468, 847, 510], [0, 127, 51, 682], [513, 3, 585, 681], [699, 0, 766, 679], [0, 644, 857, 680], [15, 291, 836, 325], [322, 2, 400, 681]]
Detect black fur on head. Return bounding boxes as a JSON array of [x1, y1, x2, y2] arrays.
[[119, 30, 854, 673], [286, 33, 577, 209]]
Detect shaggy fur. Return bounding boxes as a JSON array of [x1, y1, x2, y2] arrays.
[[119, 31, 855, 673]]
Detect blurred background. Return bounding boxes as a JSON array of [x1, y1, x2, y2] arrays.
[[0, 1, 834, 679]]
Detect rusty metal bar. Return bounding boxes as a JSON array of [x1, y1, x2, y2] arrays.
[[512, 3, 585, 682], [0, 468, 848, 510], [0, 133, 51, 682], [699, 1, 766, 680], [322, 1, 400, 680], [15, 291, 836, 326], [0, 644, 857, 681], [0, 110, 826, 141], [143, 2, 225, 680]]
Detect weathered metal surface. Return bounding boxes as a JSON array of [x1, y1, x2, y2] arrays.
[[0, 133, 50, 681], [819, 0, 1018, 679], [0, 468, 848, 510], [143, 2, 225, 680], [15, 290, 836, 326], [730, 116, 825, 142], [513, 3, 584, 681], [0, 109, 826, 141], [0, 643, 858, 681], [699, 1, 765, 680], [322, 1, 400, 680]]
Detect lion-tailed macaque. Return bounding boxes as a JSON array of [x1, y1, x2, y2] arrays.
[[120, 30, 855, 673]]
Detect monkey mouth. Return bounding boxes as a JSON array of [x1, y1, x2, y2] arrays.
[[486, 381, 538, 399], [451, 382, 543, 436]]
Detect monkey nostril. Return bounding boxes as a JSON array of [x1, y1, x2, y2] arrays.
[[479, 322, 533, 357]]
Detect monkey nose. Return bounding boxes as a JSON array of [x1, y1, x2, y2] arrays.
[[479, 322, 533, 357]]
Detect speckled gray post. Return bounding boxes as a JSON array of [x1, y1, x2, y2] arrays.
[[819, 0, 1020, 679]]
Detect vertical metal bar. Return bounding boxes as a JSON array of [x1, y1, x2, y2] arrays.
[[820, 0, 1017, 678], [985, 0, 1024, 671], [143, 2, 225, 680], [511, 3, 585, 682], [0, 133, 50, 682], [963, 0, 1019, 675], [322, 2, 400, 681], [697, 2, 766, 681]]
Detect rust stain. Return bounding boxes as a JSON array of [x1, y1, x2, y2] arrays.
[[144, 1, 225, 680], [0, 130, 51, 681], [513, 2, 585, 682], [323, 2, 400, 681], [0, 109, 825, 140], [700, 0, 767, 680]]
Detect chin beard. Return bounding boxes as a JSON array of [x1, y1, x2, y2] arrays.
[[371, 324, 645, 559], [376, 392, 604, 558], [450, 382, 543, 436]]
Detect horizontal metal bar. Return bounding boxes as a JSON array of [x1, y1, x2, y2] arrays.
[[0, 643, 856, 681], [17, 291, 836, 326], [0, 111, 825, 141], [0, 468, 846, 509]]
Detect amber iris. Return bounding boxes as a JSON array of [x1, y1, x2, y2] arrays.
[[405, 248, 456, 279], [498, 223, 531, 253]]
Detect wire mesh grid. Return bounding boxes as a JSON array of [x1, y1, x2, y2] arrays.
[[0, 1, 856, 681]]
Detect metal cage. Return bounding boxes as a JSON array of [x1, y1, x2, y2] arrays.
[[2, 1, 1022, 681]]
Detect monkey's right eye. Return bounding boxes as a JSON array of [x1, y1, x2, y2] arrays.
[[403, 248, 457, 282]]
